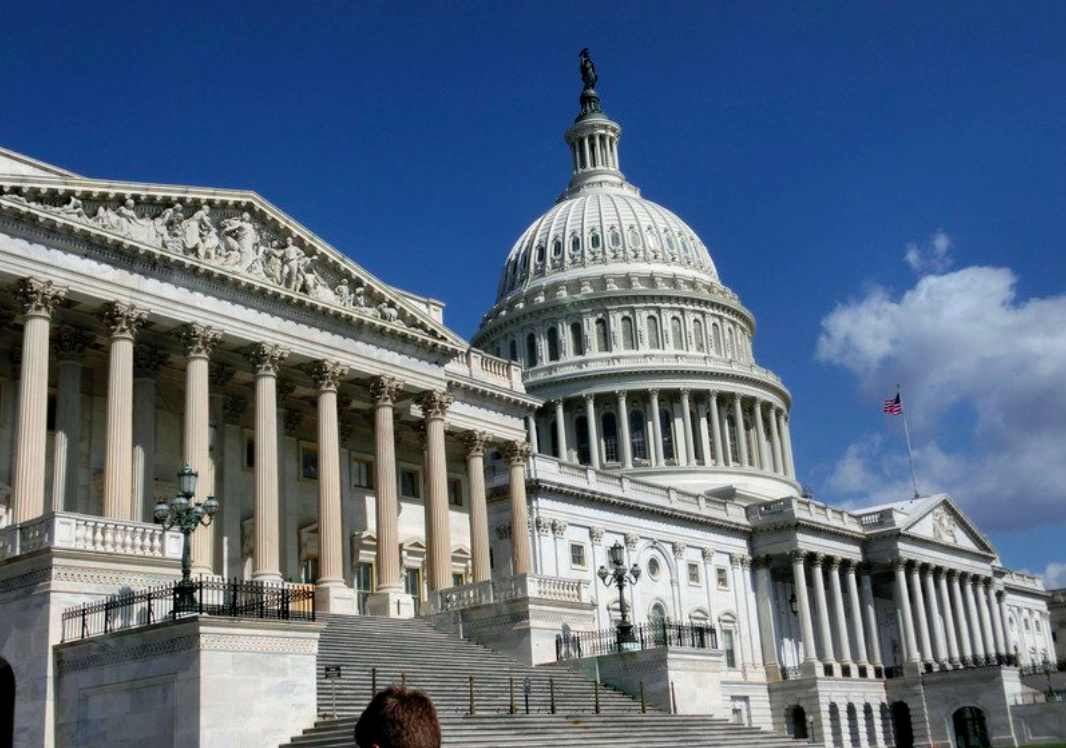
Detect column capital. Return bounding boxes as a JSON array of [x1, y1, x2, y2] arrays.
[[892, 556, 908, 571], [679, 387, 691, 398], [501, 440, 533, 466], [178, 322, 222, 358], [417, 390, 453, 419], [841, 557, 859, 574], [946, 568, 959, 580], [246, 342, 290, 376], [14, 277, 66, 318], [307, 360, 349, 392], [671, 541, 687, 559], [827, 556, 843, 571], [624, 533, 640, 551], [701, 547, 715, 563], [52, 327, 94, 362], [648, 388, 660, 399], [133, 345, 169, 378], [708, 389, 719, 398], [100, 301, 148, 340], [590, 526, 605, 544], [369, 375, 405, 405], [458, 429, 492, 457], [789, 549, 808, 564], [613, 389, 627, 403], [810, 552, 826, 568]]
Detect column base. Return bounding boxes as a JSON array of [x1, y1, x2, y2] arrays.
[[800, 660, 822, 678], [315, 583, 357, 615], [251, 571, 284, 583], [366, 590, 415, 619]]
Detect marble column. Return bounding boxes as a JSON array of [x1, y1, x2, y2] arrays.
[[418, 390, 453, 592], [790, 550, 819, 665], [616, 391, 632, 468], [649, 389, 664, 465], [679, 389, 695, 466], [768, 406, 784, 475], [962, 574, 987, 663], [310, 360, 349, 609], [731, 555, 755, 668], [811, 554, 836, 670], [51, 328, 92, 513], [973, 575, 995, 663], [860, 568, 883, 666], [525, 414, 539, 454], [708, 391, 724, 466], [101, 302, 148, 521], [11, 278, 66, 524], [780, 412, 796, 478], [986, 581, 1006, 661], [950, 571, 974, 665], [249, 343, 288, 581], [731, 394, 750, 468], [922, 565, 949, 666], [845, 561, 870, 667], [752, 557, 780, 677], [829, 558, 853, 670], [909, 562, 934, 666], [696, 401, 712, 467], [459, 430, 492, 583], [553, 399, 567, 461], [503, 441, 534, 575], [937, 569, 961, 667], [997, 592, 1015, 662], [132, 346, 168, 521], [893, 558, 920, 664], [753, 400, 770, 471], [179, 324, 222, 574], [584, 395, 600, 468]]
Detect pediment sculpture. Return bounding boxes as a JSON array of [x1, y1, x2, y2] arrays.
[[931, 507, 957, 544]]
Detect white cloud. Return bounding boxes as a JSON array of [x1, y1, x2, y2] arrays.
[[816, 239, 1066, 530], [1043, 562, 1066, 590], [904, 229, 954, 274]]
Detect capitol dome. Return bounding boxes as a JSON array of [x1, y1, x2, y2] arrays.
[[475, 53, 799, 501]]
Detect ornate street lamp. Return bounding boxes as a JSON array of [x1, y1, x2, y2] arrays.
[[154, 464, 221, 612], [597, 540, 642, 646]]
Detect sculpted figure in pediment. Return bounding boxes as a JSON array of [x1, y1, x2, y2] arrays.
[[335, 279, 354, 308], [932, 507, 957, 544], [158, 202, 188, 253], [220, 212, 261, 272], [301, 266, 336, 303], [278, 237, 309, 292], [97, 198, 157, 244], [187, 204, 219, 260], [57, 196, 86, 219]]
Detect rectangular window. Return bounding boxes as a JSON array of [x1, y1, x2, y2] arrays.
[[570, 543, 587, 570], [716, 567, 730, 590], [723, 629, 736, 669], [688, 562, 701, 585], [452, 573, 465, 588], [299, 443, 319, 481], [300, 556, 319, 585], [352, 457, 373, 489], [243, 431, 255, 469], [355, 562, 375, 615], [400, 468, 421, 498], [448, 478, 464, 507]]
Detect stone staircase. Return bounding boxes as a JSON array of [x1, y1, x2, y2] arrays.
[[280, 615, 815, 747]]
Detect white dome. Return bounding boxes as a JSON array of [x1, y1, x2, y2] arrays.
[[495, 190, 719, 303]]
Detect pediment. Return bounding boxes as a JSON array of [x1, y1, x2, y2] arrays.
[[0, 177, 465, 351], [902, 495, 996, 555]]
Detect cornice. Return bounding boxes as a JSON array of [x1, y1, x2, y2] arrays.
[[445, 374, 542, 411]]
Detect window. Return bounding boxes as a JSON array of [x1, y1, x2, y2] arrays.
[[609, 229, 621, 248], [595, 319, 609, 352], [688, 562, 701, 585], [546, 327, 560, 361], [509, 339, 518, 362], [570, 322, 584, 356], [621, 316, 635, 350], [646, 317, 660, 349], [405, 567, 423, 605], [352, 457, 373, 489], [526, 333, 538, 366], [670, 317, 684, 350], [299, 443, 319, 481], [552, 237, 562, 257], [646, 229, 659, 250], [628, 227, 642, 247], [301, 556, 319, 585], [660, 409, 675, 460], [665, 233, 676, 251], [629, 410, 647, 460], [722, 628, 736, 668], [716, 566, 730, 589], [535, 244, 545, 264], [570, 234, 581, 254], [648, 557, 662, 580], [448, 478, 463, 507], [693, 319, 705, 352], [570, 543, 587, 570], [712, 323, 723, 355], [602, 412, 618, 463], [400, 468, 421, 499], [590, 232, 601, 250], [452, 573, 465, 588], [575, 415, 591, 465], [355, 562, 374, 615]]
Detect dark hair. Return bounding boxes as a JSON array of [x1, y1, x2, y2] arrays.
[[355, 686, 441, 748]]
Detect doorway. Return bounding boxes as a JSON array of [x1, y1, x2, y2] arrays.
[[890, 701, 914, 748], [0, 658, 13, 748], [787, 705, 808, 740], [952, 706, 991, 748]]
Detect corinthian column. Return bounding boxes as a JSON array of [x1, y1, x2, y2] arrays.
[[649, 389, 664, 465], [909, 562, 934, 666], [732, 394, 750, 468], [922, 565, 949, 666], [502, 441, 534, 575], [309, 360, 349, 610], [132, 346, 168, 521], [584, 395, 600, 468], [249, 343, 289, 581], [51, 328, 92, 513], [418, 390, 454, 592], [780, 412, 796, 478], [844, 561, 870, 668], [893, 558, 920, 664], [615, 391, 632, 468], [938, 568, 961, 667], [101, 302, 148, 520], [680, 389, 695, 466], [708, 390, 724, 466], [553, 399, 567, 461], [829, 558, 853, 670], [768, 405, 785, 475], [459, 430, 492, 583], [811, 554, 836, 672], [11, 278, 66, 523], [790, 550, 819, 667], [753, 399, 769, 471], [950, 571, 974, 665]]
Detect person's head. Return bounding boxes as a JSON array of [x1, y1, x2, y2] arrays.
[[354, 686, 441, 748]]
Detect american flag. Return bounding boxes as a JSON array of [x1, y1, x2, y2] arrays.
[[883, 393, 902, 415]]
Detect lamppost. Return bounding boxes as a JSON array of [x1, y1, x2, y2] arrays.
[[1044, 659, 1062, 702], [154, 464, 220, 612], [597, 540, 641, 645]]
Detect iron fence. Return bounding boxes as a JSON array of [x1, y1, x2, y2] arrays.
[[556, 621, 717, 660], [61, 577, 316, 642]]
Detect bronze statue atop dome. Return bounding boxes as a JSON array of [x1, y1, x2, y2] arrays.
[[577, 48, 602, 116]]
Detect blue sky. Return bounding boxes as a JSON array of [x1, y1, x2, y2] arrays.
[[3, 3, 1064, 581]]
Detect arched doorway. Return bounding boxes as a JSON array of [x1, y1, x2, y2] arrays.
[[0, 657, 14, 748], [786, 705, 808, 739], [890, 701, 914, 748], [953, 706, 991, 748]]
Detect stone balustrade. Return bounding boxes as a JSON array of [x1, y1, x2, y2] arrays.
[[446, 347, 525, 391], [0, 512, 183, 562], [427, 573, 590, 613]]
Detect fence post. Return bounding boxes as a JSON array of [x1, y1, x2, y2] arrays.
[[147, 593, 154, 625], [594, 680, 601, 715], [640, 682, 646, 714], [468, 675, 475, 715], [400, 671, 406, 688], [197, 575, 204, 616], [230, 578, 238, 617], [670, 681, 677, 714], [549, 678, 556, 714], [509, 677, 516, 715], [80, 605, 87, 640]]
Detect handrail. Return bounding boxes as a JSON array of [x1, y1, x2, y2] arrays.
[[556, 621, 717, 660]]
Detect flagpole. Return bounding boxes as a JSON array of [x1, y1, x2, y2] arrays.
[[897, 384, 920, 499]]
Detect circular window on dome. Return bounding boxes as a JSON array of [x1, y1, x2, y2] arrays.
[[647, 557, 662, 581], [628, 227, 642, 247]]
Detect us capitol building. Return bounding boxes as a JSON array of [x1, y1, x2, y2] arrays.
[[0, 54, 1060, 748]]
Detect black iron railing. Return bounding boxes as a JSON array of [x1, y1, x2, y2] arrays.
[[556, 621, 716, 661], [61, 577, 316, 642]]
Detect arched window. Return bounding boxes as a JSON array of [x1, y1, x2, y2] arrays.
[[570, 234, 581, 254], [526, 333, 538, 367], [575, 415, 591, 465], [621, 317, 635, 350], [681, 236, 692, 257], [646, 229, 659, 250], [726, 327, 736, 358], [520, 250, 529, 271], [629, 409, 647, 460], [646, 317, 661, 349], [660, 409, 675, 460], [595, 319, 609, 352], [552, 237, 562, 257], [535, 244, 545, 264], [665, 233, 676, 252], [508, 339, 518, 362], [602, 412, 618, 463], [693, 319, 705, 352], [712, 323, 723, 355], [610, 229, 622, 249], [670, 317, 684, 350], [628, 227, 642, 247], [650, 602, 668, 626], [546, 327, 560, 362], [569, 322, 584, 356], [726, 414, 738, 464], [590, 232, 601, 250]]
